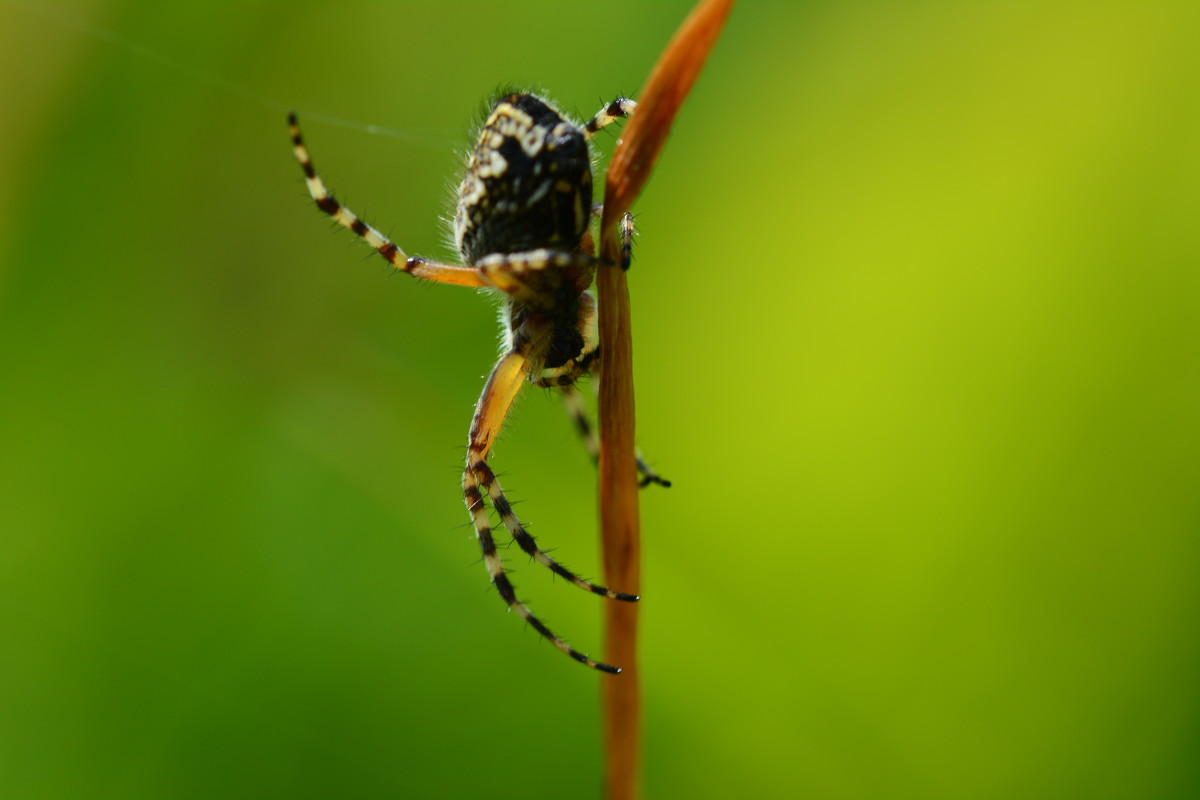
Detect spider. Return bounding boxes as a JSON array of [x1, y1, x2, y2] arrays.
[[289, 91, 668, 673]]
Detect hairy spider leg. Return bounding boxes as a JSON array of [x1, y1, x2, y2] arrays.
[[464, 339, 636, 674], [584, 97, 639, 136], [588, 206, 637, 272], [534, 348, 599, 388], [289, 113, 486, 287], [540, 211, 667, 485], [558, 384, 671, 489], [617, 209, 635, 272], [469, 345, 637, 609], [584, 100, 638, 269], [475, 250, 603, 302]]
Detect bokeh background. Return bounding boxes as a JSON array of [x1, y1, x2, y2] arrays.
[[2, 1, 1198, 798]]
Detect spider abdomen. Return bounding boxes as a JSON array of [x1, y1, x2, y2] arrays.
[[454, 93, 592, 264]]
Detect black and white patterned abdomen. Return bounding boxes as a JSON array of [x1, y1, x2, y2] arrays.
[[454, 93, 593, 264]]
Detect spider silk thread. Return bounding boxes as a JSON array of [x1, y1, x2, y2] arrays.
[[5, 0, 460, 150]]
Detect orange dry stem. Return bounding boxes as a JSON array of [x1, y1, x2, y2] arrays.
[[597, 2, 735, 799]]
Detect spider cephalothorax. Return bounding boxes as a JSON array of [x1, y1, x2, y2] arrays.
[[289, 91, 666, 673]]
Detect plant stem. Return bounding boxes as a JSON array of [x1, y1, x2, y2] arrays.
[[598, 238, 642, 800], [597, 2, 735, 798]]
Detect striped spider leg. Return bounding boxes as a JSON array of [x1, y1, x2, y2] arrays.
[[289, 113, 487, 287], [558, 383, 672, 489], [539, 214, 671, 489], [290, 92, 650, 672]]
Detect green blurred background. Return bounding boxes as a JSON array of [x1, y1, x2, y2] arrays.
[[2, 1, 1198, 798]]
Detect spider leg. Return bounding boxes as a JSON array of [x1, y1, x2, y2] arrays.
[[534, 347, 599, 388], [471, 350, 637, 603], [590, 206, 637, 271], [558, 383, 672, 489], [635, 455, 672, 488], [288, 113, 486, 287], [618, 210, 635, 271], [475, 250, 604, 302], [464, 342, 633, 674], [584, 97, 638, 137]]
